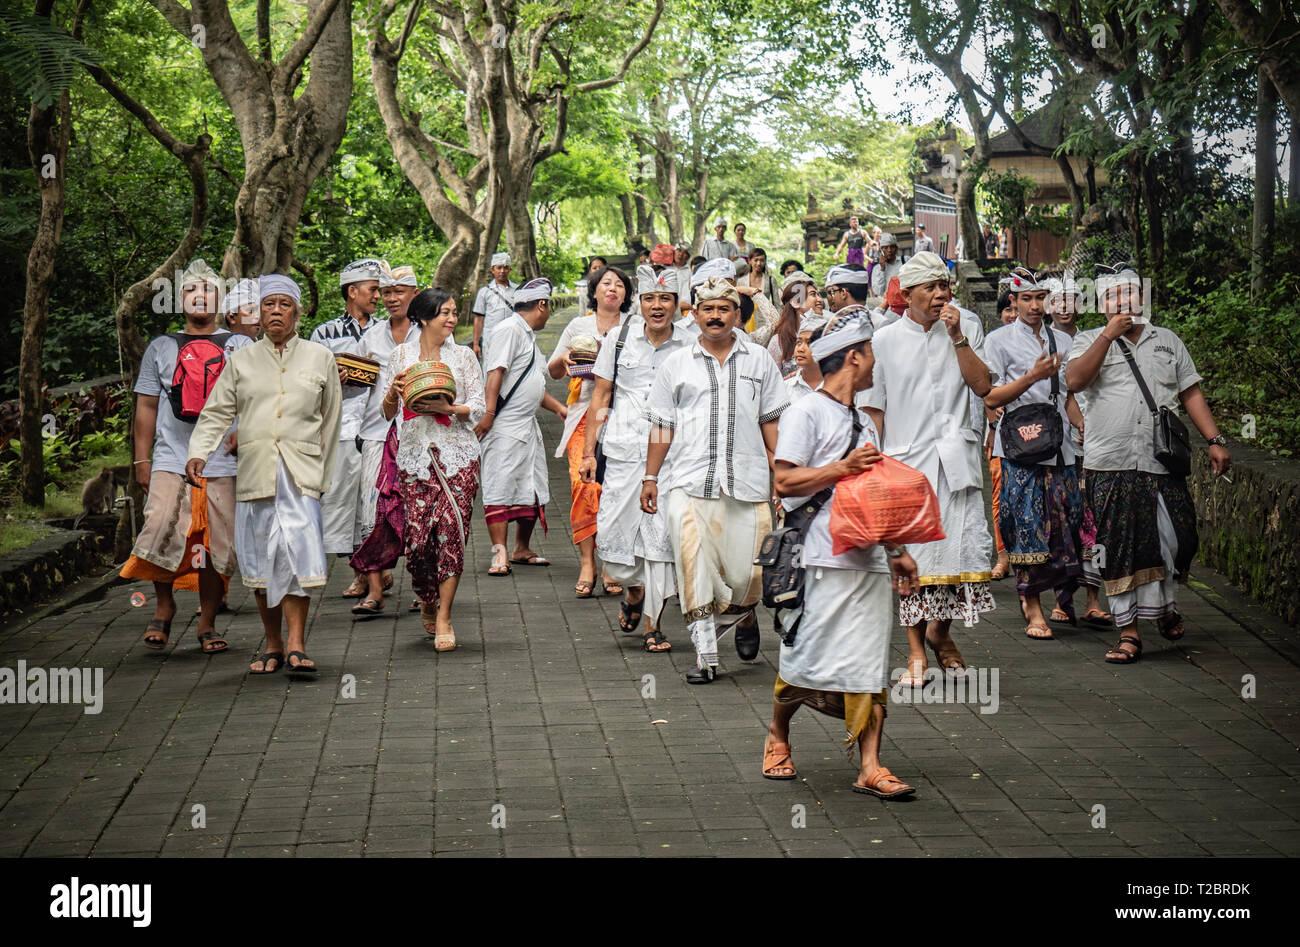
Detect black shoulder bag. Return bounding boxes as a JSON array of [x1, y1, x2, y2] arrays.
[[754, 399, 863, 648], [592, 319, 634, 485], [495, 345, 537, 414], [1116, 338, 1192, 479], [1000, 326, 1065, 467]]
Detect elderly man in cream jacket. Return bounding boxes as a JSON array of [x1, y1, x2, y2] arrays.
[[188, 273, 342, 677]]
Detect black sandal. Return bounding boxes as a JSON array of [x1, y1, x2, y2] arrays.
[[285, 650, 318, 674], [351, 598, 383, 616], [142, 619, 171, 650], [642, 629, 671, 652], [197, 629, 228, 654], [249, 651, 283, 675], [619, 598, 644, 634], [1158, 613, 1185, 641], [1105, 635, 1142, 664], [734, 610, 760, 661]]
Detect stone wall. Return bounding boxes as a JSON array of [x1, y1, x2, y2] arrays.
[[1189, 439, 1300, 626], [0, 530, 107, 619]]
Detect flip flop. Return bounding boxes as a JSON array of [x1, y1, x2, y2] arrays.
[[1083, 608, 1113, 627], [285, 650, 318, 674], [409, 599, 422, 613], [1049, 607, 1077, 626], [249, 651, 283, 675], [509, 555, 550, 566], [351, 598, 383, 616], [142, 619, 172, 650], [489, 564, 512, 577], [852, 767, 915, 799], [197, 629, 228, 654]]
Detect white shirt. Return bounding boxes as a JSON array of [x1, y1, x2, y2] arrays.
[[1066, 323, 1202, 473], [984, 318, 1076, 465], [472, 280, 517, 338], [381, 339, 485, 480], [645, 334, 788, 502], [857, 309, 989, 491], [550, 311, 627, 456], [784, 371, 817, 403], [357, 318, 421, 442], [775, 391, 889, 573], [870, 258, 902, 297], [702, 237, 738, 261], [915, 235, 935, 254], [309, 311, 376, 441], [593, 316, 692, 461], [484, 312, 545, 439]]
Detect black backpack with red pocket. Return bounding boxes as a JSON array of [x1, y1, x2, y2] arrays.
[[168, 331, 230, 422]]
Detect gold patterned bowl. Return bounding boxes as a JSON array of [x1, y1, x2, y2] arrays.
[[404, 361, 457, 414], [336, 352, 380, 388]]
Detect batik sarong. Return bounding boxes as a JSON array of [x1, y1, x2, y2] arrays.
[[350, 424, 404, 575], [400, 452, 479, 608], [998, 459, 1084, 608]]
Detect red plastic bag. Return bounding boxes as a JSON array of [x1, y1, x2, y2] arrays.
[[829, 455, 946, 555]]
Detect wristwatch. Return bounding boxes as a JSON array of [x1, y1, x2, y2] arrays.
[[1206, 433, 1227, 447], [887, 545, 907, 559]]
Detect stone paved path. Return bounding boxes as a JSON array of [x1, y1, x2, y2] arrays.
[[1, 319, 1297, 858]]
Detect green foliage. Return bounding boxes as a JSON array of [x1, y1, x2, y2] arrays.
[[0, 8, 103, 109]]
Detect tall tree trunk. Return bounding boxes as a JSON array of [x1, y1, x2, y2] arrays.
[[956, 150, 983, 263], [617, 193, 638, 251], [19, 0, 74, 507], [1288, 104, 1300, 211], [150, 0, 352, 276], [1253, 67, 1278, 300]]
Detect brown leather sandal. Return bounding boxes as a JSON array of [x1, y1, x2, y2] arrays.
[[142, 619, 171, 650], [927, 637, 967, 671], [1105, 635, 1142, 663], [1158, 613, 1185, 641], [197, 629, 228, 654], [762, 736, 797, 780], [852, 767, 915, 799]]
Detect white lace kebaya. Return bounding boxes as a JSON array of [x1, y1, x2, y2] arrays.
[[380, 339, 486, 481]]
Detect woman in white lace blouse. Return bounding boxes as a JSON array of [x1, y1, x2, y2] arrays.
[[374, 287, 485, 651]]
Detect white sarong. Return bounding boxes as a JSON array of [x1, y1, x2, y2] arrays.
[[236, 459, 327, 608], [779, 567, 892, 693], [357, 438, 386, 544], [480, 421, 550, 507], [319, 438, 363, 553], [666, 488, 770, 668]]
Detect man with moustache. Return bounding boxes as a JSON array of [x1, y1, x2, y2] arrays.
[[642, 276, 788, 683], [1065, 263, 1230, 664], [860, 252, 996, 685], [580, 265, 692, 653], [122, 259, 248, 656], [311, 257, 384, 597], [350, 263, 422, 614], [189, 274, 342, 676]]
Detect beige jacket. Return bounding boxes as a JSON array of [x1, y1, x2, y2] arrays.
[[188, 335, 342, 501]]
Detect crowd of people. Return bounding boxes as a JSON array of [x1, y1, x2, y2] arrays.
[[122, 235, 1232, 797]]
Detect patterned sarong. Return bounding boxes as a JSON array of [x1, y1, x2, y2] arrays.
[[400, 454, 479, 607], [999, 459, 1084, 604]]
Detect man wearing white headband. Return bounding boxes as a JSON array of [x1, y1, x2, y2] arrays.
[[702, 218, 739, 267], [347, 263, 423, 612], [984, 267, 1106, 641], [121, 259, 251, 658], [1065, 262, 1230, 665], [188, 272, 342, 676], [477, 277, 567, 575], [472, 251, 516, 359], [578, 265, 692, 653], [860, 251, 996, 684], [222, 277, 261, 339], [311, 258, 385, 594], [686, 255, 781, 344], [764, 310, 920, 797], [868, 232, 901, 297], [642, 276, 789, 684]]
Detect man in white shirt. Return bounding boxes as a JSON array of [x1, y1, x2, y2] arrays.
[[471, 251, 517, 359], [860, 252, 996, 685], [984, 268, 1092, 640], [642, 276, 789, 683], [580, 266, 692, 653], [824, 263, 896, 332], [1065, 263, 1231, 664], [311, 257, 384, 596], [702, 219, 740, 265], [476, 278, 568, 575], [765, 310, 919, 797], [869, 233, 901, 297], [348, 263, 422, 612]]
